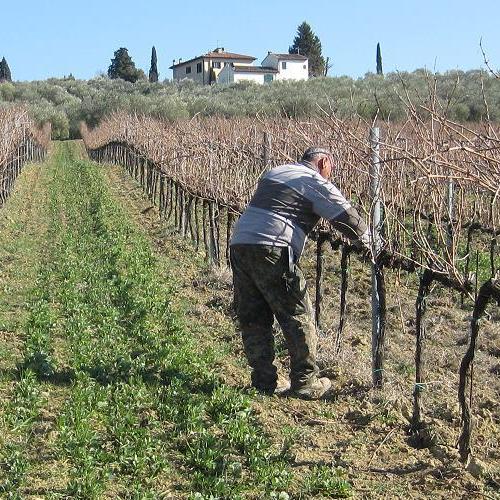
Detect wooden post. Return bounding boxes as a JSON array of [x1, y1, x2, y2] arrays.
[[187, 195, 196, 242], [335, 245, 350, 355], [180, 188, 186, 233], [202, 200, 209, 263], [215, 204, 221, 262], [208, 201, 220, 266], [159, 176, 165, 215], [141, 157, 145, 188], [315, 235, 326, 330], [412, 269, 434, 432], [173, 182, 178, 225], [166, 179, 174, 220], [461, 225, 474, 307], [226, 210, 234, 268], [194, 197, 201, 251], [153, 167, 159, 203]]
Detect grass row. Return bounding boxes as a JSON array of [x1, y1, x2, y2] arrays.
[[2, 142, 352, 498], [0, 160, 54, 499]]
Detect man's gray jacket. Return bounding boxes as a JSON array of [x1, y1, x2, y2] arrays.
[[230, 161, 371, 260]]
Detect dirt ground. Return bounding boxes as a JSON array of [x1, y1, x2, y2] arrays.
[[104, 162, 499, 499]]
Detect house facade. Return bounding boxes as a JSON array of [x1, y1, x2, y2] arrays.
[[261, 53, 309, 81], [218, 64, 278, 85], [218, 52, 308, 85], [169, 48, 256, 84], [170, 48, 309, 85]]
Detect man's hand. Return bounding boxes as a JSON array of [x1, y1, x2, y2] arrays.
[[375, 247, 393, 267], [354, 237, 391, 266], [354, 242, 375, 264]]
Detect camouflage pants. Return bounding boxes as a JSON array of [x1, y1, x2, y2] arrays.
[[230, 244, 319, 391]]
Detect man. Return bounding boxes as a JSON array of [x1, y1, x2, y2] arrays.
[[230, 147, 371, 399]]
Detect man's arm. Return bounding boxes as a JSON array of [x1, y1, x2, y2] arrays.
[[330, 206, 371, 249], [302, 174, 371, 249]]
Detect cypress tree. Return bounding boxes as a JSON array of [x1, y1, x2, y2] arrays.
[[149, 46, 159, 83], [376, 43, 383, 75], [0, 57, 12, 82], [289, 21, 325, 77], [108, 48, 144, 83]]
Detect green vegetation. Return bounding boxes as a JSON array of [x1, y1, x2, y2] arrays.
[[289, 21, 326, 77], [376, 43, 383, 76], [108, 47, 145, 83], [0, 57, 12, 82], [149, 46, 159, 83], [0, 371, 43, 497], [0, 68, 498, 139], [304, 466, 352, 498]]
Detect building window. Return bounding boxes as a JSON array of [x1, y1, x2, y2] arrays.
[[281, 61, 287, 70], [186, 66, 192, 74], [264, 74, 274, 83], [303, 64, 307, 69], [212, 61, 221, 69], [197, 62, 202, 73]]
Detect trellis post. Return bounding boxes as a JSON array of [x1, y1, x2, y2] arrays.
[[315, 235, 326, 331], [370, 127, 385, 388]]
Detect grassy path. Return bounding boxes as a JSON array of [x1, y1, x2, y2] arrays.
[[1, 142, 350, 499]]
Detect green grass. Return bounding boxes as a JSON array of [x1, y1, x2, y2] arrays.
[[0, 370, 43, 497], [303, 465, 352, 498]]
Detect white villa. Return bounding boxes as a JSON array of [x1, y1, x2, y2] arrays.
[[169, 48, 256, 85], [261, 52, 309, 81], [170, 48, 308, 85], [218, 64, 278, 85], [219, 52, 309, 84]]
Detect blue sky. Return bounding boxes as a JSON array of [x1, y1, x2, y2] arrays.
[[2, 0, 499, 81]]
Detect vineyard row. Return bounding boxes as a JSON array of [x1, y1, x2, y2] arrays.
[[86, 137, 499, 465], [0, 107, 51, 207]]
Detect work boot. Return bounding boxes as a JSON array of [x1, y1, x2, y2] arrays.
[[274, 375, 291, 395], [291, 377, 332, 400], [253, 375, 290, 396]]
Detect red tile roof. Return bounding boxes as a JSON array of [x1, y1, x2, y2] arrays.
[[204, 51, 255, 60], [170, 50, 256, 69]]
